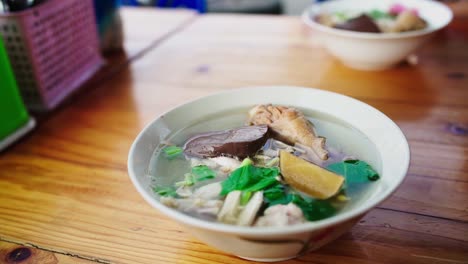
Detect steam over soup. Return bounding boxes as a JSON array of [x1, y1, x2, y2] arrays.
[[149, 105, 380, 227]]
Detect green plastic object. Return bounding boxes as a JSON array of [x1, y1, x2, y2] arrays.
[[0, 37, 34, 150]]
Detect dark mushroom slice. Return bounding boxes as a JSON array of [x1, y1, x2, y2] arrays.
[[334, 14, 381, 33], [183, 125, 270, 159]]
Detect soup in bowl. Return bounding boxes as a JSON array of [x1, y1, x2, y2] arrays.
[[127, 86, 410, 261], [302, 0, 453, 70]]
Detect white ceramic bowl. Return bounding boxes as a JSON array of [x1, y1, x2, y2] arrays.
[[302, 0, 453, 70], [127, 86, 410, 262]]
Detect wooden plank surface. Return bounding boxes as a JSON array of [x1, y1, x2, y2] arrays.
[[0, 241, 96, 264], [120, 7, 197, 58], [124, 14, 468, 106], [0, 10, 467, 264]]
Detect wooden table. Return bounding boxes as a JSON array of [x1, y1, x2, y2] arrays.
[[1, 7, 467, 264]]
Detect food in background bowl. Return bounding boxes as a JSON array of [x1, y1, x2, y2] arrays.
[[153, 105, 380, 227], [315, 3, 428, 33], [302, 0, 453, 70], [128, 86, 410, 261]]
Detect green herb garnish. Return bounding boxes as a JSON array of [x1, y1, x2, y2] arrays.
[[367, 9, 394, 20], [176, 165, 216, 187], [153, 186, 177, 197], [162, 146, 183, 159], [191, 165, 216, 181]]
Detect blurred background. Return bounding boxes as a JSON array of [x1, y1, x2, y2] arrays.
[[119, 0, 467, 15], [120, 0, 312, 15]]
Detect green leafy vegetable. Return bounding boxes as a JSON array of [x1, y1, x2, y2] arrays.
[[221, 163, 336, 221], [221, 165, 250, 193], [263, 183, 286, 203], [191, 165, 216, 181], [267, 193, 292, 207], [220, 164, 279, 195], [367, 9, 394, 20], [176, 165, 216, 187], [153, 186, 177, 197], [265, 187, 336, 221], [162, 146, 183, 159], [293, 195, 336, 221], [327, 160, 380, 184], [243, 177, 278, 192]]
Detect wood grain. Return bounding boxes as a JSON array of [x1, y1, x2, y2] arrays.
[[0, 241, 96, 264], [125, 14, 468, 106], [1, 153, 467, 264], [0, 9, 467, 264], [120, 7, 197, 58]]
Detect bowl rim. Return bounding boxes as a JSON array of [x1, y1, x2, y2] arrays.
[[301, 0, 453, 40], [127, 86, 411, 236]]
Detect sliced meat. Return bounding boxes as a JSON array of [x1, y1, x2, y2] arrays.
[[184, 125, 269, 159]]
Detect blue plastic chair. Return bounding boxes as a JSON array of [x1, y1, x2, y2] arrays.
[[121, 0, 206, 13]]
